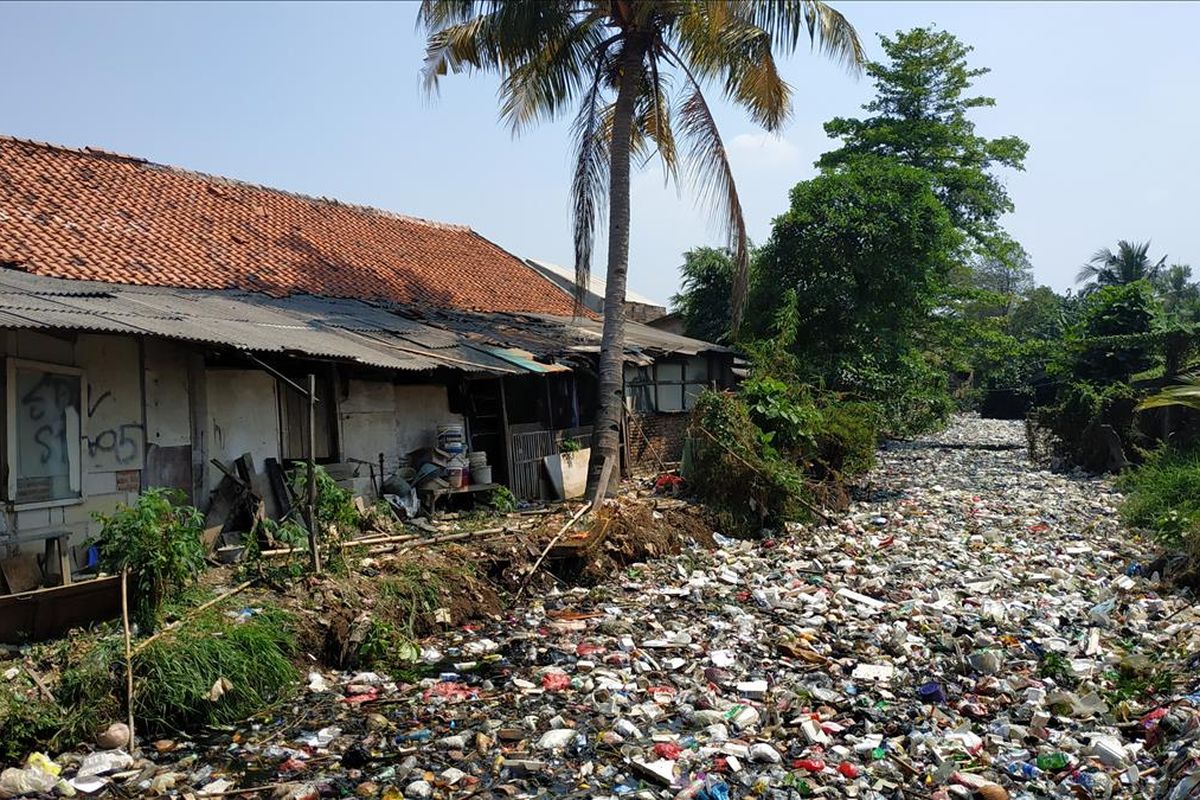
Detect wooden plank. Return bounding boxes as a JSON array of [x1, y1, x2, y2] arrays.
[[1, 554, 43, 594]]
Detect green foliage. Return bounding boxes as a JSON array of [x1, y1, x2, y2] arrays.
[[358, 618, 422, 681], [288, 464, 361, 533], [1076, 240, 1166, 294], [560, 438, 582, 454], [671, 246, 737, 343], [0, 682, 63, 762], [1118, 448, 1200, 546], [133, 607, 297, 734], [1039, 381, 1141, 472], [92, 488, 205, 633], [1059, 281, 1161, 383], [750, 156, 960, 436], [818, 26, 1028, 251], [686, 390, 808, 535], [488, 485, 517, 513]]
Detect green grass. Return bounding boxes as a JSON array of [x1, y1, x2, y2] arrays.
[[0, 681, 63, 762], [133, 607, 298, 734], [1118, 447, 1200, 546]]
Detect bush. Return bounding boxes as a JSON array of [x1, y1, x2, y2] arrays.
[[817, 400, 878, 478], [92, 488, 205, 633], [0, 682, 62, 762], [1118, 448, 1200, 546], [686, 390, 808, 534], [133, 607, 297, 733], [289, 464, 361, 533], [1039, 381, 1142, 471]]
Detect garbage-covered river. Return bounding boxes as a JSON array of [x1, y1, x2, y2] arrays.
[[11, 416, 1200, 799]]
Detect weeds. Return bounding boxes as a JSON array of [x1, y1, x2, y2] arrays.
[[1118, 447, 1200, 547], [133, 607, 297, 734], [0, 681, 63, 762]]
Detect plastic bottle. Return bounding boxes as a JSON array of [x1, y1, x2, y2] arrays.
[[1036, 752, 1069, 771]]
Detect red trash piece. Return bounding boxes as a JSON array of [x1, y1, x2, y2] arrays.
[[793, 758, 825, 773], [837, 761, 860, 778], [422, 682, 478, 702], [653, 742, 684, 760], [542, 672, 571, 691]]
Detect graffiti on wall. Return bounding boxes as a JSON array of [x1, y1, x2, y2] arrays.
[[83, 382, 145, 469]]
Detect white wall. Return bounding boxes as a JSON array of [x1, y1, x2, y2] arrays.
[[338, 380, 462, 477], [205, 368, 280, 491], [1, 331, 145, 556]]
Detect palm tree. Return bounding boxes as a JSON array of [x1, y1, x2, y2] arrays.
[[1075, 240, 1166, 294], [419, 0, 863, 492], [1155, 263, 1198, 317]]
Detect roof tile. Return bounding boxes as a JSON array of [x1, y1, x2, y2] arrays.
[[0, 137, 578, 316]]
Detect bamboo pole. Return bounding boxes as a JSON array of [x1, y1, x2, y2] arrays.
[[132, 580, 254, 656], [515, 502, 591, 600], [306, 373, 322, 574], [120, 569, 136, 754]]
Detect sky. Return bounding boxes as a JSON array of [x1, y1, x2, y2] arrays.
[[2, 1, 1198, 307]]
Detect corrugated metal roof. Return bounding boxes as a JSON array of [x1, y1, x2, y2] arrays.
[[0, 272, 515, 374], [0, 272, 733, 376]]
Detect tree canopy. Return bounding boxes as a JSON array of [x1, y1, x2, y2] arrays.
[[818, 26, 1027, 258]]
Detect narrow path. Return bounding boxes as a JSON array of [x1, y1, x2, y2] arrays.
[[198, 417, 1200, 799]]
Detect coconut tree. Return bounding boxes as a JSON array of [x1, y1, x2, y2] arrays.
[[419, 0, 863, 492], [1076, 240, 1167, 295]]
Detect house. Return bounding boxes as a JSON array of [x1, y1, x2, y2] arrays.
[[0, 136, 733, 581], [524, 258, 668, 324]]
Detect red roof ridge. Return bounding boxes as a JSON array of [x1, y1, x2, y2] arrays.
[[0, 134, 472, 233]]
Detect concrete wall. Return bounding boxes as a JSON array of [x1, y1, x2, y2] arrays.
[[1, 331, 149, 562], [0, 331, 475, 572], [338, 379, 463, 478], [205, 368, 280, 492]]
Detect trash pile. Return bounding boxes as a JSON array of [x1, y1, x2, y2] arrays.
[[4, 416, 1199, 799]]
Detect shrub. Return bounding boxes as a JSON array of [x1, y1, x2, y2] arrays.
[[133, 607, 297, 734], [0, 682, 63, 762], [289, 464, 361, 533], [92, 488, 205, 633], [686, 390, 808, 534], [816, 400, 878, 478], [1039, 382, 1142, 471], [1118, 448, 1200, 546]]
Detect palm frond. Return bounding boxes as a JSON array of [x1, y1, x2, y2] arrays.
[[666, 46, 750, 333], [1137, 377, 1200, 412], [570, 59, 611, 314], [498, 21, 615, 133], [734, 0, 864, 71], [1075, 262, 1103, 286]]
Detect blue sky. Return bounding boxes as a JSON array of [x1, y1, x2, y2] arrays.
[[2, 1, 1197, 306]]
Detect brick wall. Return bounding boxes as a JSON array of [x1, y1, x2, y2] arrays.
[[627, 412, 689, 474]]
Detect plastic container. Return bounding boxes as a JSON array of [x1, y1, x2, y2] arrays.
[[473, 465, 493, 484], [447, 466, 466, 489]]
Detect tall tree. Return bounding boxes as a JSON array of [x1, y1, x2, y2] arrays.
[[419, 1, 862, 489], [818, 26, 1027, 259], [1152, 262, 1197, 317], [671, 246, 736, 343], [1075, 240, 1166, 294]]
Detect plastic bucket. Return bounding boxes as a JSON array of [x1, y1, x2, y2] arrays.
[[474, 465, 493, 484], [447, 467, 465, 489]]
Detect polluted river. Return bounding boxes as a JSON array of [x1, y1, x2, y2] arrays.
[[6, 416, 1199, 799]]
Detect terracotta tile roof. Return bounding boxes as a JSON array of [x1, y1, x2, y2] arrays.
[[0, 136, 578, 315]]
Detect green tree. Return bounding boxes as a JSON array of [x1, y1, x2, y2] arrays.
[[752, 156, 961, 432], [818, 26, 1028, 257], [1008, 285, 1067, 342], [1154, 263, 1199, 318], [419, 0, 862, 485], [671, 246, 737, 342], [1063, 280, 1160, 383], [1075, 240, 1166, 294]]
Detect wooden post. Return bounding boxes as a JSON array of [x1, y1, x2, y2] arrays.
[[120, 569, 136, 754], [306, 373, 322, 574]]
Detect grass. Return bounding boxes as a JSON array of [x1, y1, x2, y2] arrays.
[[1118, 447, 1200, 546], [133, 606, 298, 734], [6, 602, 301, 760]]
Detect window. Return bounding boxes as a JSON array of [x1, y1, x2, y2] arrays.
[[7, 360, 84, 506], [624, 357, 711, 413]]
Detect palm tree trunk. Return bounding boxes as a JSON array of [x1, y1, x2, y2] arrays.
[[590, 40, 644, 496]]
